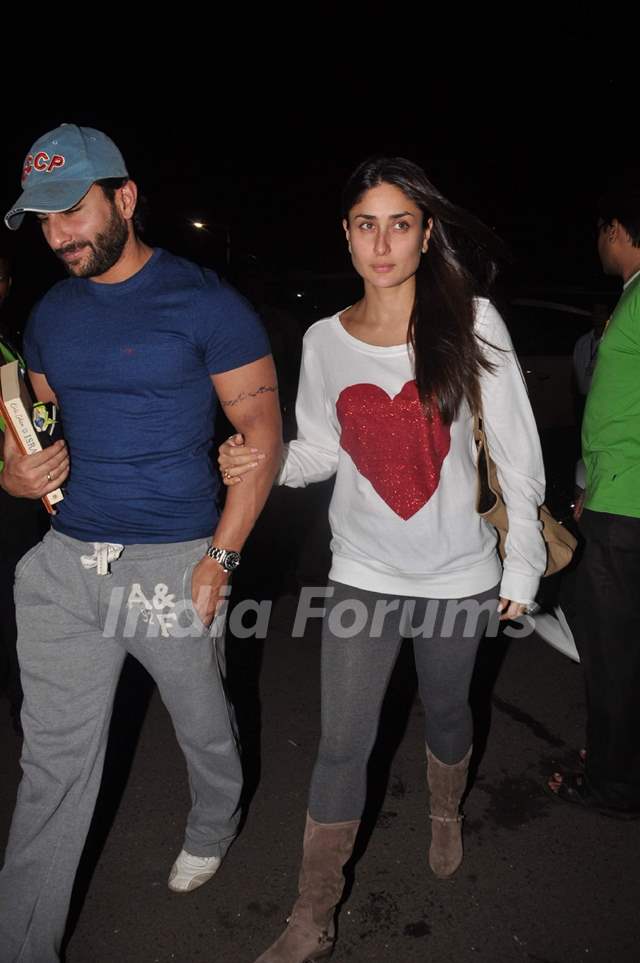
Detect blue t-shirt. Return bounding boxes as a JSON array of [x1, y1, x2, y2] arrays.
[[23, 248, 271, 543]]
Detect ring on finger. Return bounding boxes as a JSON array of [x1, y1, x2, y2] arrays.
[[46, 471, 53, 482], [223, 470, 231, 480]]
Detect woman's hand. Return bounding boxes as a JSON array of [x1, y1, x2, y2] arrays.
[[218, 433, 265, 486], [497, 598, 529, 621]]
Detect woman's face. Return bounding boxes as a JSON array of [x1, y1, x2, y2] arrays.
[[343, 182, 432, 290]]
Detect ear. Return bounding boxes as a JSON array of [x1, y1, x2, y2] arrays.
[[115, 180, 138, 223], [612, 218, 634, 246], [421, 217, 433, 253]]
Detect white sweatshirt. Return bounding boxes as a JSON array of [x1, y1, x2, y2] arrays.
[[279, 299, 546, 604]]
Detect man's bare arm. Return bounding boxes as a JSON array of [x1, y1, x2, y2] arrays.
[[219, 383, 279, 409], [190, 355, 283, 625], [212, 355, 283, 547]]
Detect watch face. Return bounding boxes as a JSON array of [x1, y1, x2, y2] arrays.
[[224, 551, 241, 571]]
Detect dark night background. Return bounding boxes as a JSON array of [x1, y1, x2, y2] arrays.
[[0, 30, 635, 336], [3, 34, 640, 963]]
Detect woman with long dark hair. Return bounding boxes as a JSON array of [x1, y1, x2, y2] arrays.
[[220, 157, 546, 963]]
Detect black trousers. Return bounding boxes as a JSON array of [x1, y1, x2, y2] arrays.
[[574, 509, 640, 810]]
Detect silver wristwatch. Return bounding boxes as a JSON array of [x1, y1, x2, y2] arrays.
[[206, 545, 241, 572]]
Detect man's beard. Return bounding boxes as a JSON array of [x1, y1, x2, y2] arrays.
[[57, 205, 129, 278]]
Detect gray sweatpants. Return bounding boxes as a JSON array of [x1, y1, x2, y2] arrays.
[[0, 530, 242, 963], [309, 580, 499, 822]]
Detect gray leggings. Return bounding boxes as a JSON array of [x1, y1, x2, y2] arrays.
[[309, 580, 499, 823]]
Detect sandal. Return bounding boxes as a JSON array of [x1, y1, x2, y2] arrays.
[[546, 770, 640, 821]]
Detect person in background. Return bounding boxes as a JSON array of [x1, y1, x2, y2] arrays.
[[573, 302, 609, 399], [547, 179, 640, 816]]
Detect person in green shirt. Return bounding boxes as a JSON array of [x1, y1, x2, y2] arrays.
[[548, 180, 640, 816]]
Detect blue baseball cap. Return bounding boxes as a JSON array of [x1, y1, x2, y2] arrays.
[[5, 124, 129, 230]]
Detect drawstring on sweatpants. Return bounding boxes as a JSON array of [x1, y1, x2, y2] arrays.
[[80, 542, 124, 576]]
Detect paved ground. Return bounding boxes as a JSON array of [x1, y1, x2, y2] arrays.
[[1, 486, 638, 963]]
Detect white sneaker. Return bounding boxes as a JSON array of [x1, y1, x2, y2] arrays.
[[168, 849, 222, 893], [533, 606, 580, 663]]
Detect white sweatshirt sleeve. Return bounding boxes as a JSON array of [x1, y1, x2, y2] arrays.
[[477, 301, 547, 604], [278, 328, 340, 487]]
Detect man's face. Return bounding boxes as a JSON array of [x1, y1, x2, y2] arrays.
[[37, 183, 129, 278]]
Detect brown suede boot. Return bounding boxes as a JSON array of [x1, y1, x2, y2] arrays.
[[426, 745, 472, 879], [254, 813, 360, 963]]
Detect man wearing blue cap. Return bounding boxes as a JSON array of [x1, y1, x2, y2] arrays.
[[0, 124, 282, 963]]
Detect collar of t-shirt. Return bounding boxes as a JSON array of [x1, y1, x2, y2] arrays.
[[77, 247, 163, 299], [623, 268, 640, 290]]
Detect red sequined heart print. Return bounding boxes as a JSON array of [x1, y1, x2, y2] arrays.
[[336, 381, 451, 520]]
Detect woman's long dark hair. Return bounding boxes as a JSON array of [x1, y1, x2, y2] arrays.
[[341, 157, 506, 424]]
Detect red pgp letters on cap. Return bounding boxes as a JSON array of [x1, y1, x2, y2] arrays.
[[22, 152, 66, 182]]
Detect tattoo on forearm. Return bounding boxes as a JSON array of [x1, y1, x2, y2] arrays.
[[220, 385, 278, 408]]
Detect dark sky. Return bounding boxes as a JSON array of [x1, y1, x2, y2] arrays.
[[0, 34, 634, 314]]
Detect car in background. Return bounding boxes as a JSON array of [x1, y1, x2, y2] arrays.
[[505, 298, 595, 431]]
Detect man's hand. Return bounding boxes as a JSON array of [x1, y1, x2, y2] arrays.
[[191, 556, 230, 628], [0, 430, 69, 498]]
